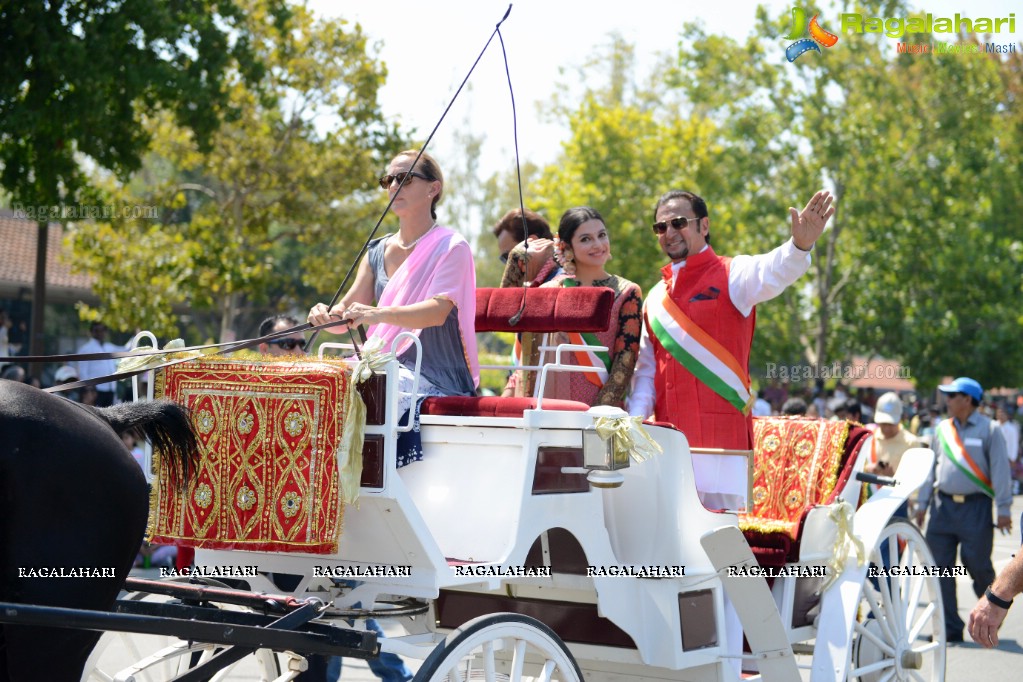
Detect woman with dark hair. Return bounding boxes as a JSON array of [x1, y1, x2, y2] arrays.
[[308, 149, 478, 466], [511, 206, 642, 407]]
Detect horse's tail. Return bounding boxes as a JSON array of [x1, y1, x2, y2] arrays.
[[95, 400, 199, 489]]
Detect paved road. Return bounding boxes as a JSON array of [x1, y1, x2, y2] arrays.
[[941, 493, 1023, 681], [94, 497, 1023, 681]]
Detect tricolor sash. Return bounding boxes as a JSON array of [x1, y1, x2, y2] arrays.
[[935, 419, 994, 498], [646, 280, 754, 414], [560, 278, 610, 388], [566, 331, 609, 388]]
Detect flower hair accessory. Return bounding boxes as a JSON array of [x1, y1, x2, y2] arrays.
[[553, 236, 576, 276]]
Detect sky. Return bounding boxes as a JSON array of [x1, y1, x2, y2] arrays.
[[307, 0, 1021, 179]]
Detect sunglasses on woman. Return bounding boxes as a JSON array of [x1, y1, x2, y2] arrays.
[[378, 171, 431, 190], [652, 215, 701, 235], [268, 338, 306, 351]]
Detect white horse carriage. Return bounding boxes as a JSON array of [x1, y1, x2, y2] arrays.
[[85, 286, 944, 682]]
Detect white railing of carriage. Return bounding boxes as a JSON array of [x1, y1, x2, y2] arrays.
[[126, 330, 159, 483], [477, 337, 610, 408]]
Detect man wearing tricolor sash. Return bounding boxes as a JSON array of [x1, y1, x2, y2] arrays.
[[915, 376, 1011, 644], [627, 189, 834, 450], [627, 190, 834, 678]]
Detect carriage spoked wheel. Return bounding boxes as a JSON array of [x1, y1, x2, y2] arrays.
[[414, 613, 582, 682], [81, 577, 284, 682], [848, 519, 945, 682]]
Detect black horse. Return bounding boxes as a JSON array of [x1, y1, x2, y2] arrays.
[[0, 378, 197, 681]]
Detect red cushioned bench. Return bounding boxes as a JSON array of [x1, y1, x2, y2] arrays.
[[421, 287, 614, 418]]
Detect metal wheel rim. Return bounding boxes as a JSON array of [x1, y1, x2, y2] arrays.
[[81, 580, 283, 682], [416, 613, 582, 682], [849, 520, 946, 682]]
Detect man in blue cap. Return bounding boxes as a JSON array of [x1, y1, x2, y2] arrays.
[[915, 377, 1011, 643]]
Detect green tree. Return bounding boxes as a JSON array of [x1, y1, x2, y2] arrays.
[[67, 1, 403, 340], [0, 0, 276, 354], [530, 30, 807, 369], [739, 2, 1023, 388], [537, 2, 1023, 391], [535, 38, 720, 282]]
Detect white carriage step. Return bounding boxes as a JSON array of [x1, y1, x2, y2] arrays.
[[700, 525, 801, 682]]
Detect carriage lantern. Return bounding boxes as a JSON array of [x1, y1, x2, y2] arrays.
[[581, 407, 631, 488]]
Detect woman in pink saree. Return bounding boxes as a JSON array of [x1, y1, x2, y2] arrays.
[[309, 150, 478, 466]]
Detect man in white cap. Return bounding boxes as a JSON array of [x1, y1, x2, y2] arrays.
[[863, 391, 923, 517], [915, 376, 1011, 643], [53, 364, 79, 384]]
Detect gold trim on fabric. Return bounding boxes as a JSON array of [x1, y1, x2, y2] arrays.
[[148, 357, 357, 553]]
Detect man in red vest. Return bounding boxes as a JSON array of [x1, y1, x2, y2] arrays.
[[627, 189, 834, 449]]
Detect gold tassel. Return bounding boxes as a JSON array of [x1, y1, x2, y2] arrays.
[[338, 338, 395, 505], [818, 500, 867, 594]]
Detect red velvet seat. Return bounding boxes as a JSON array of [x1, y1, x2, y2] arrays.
[[418, 287, 611, 419], [740, 418, 872, 566], [421, 396, 589, 419]]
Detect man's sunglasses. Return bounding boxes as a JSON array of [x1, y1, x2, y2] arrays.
[[652, 215, 701, 235], [499, 252, 510, 264], [378, 171, 431, 190], [268, 338, 306, 351]]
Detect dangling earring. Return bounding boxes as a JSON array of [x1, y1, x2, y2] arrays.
[[563, 250, 576, 276], [553, 236, 576, 276]]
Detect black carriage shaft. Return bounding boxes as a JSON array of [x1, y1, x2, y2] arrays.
[[124, 576, 306, 613], [0, 600, 377, 659], [111, 598, 360, 638]]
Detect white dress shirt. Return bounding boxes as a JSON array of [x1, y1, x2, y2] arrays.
[[627, 239, 811, 419], [998, 419, 1020, 463], [76, 337, 125, 393]]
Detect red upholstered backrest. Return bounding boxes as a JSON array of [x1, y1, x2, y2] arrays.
[[824, 423, 872, 505], [421, 396, 590, 418], [475, 287, 614, 333], [740, 417, 872, 566]]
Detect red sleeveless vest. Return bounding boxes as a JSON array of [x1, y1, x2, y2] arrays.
[[647, 247, 756, 450]]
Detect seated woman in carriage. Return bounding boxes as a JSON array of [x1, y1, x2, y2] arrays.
[[503, 206, 642, 407], [308, 150, 478, 466]]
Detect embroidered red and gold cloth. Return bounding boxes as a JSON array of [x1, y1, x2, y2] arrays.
[[739, 417, 850, 540], [148, 358, 351, 554]]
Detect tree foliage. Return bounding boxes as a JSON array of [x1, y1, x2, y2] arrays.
[[0, 0, 275, 206], [530, 1, 1023, 390], [67, 1, 403, 339]]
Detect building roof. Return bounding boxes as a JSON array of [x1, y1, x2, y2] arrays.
[[848, 356, 915, 391], [0, 210, 95, 302]]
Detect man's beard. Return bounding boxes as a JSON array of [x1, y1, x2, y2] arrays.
[[666, 242, 689, 261]]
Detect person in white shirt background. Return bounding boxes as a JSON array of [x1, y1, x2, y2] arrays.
[[996, 406, 1021, 494], [75, 321, 124, 406]]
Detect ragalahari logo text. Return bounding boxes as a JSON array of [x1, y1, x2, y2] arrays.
[[785, 7, 839, 62]]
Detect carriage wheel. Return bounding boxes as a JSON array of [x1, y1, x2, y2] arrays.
[[848, 520, 945, 682], [415, 613, 582, 682], [81, 578, 285, 682]]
